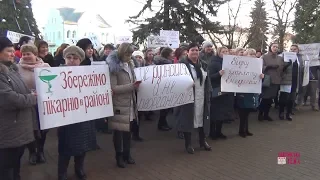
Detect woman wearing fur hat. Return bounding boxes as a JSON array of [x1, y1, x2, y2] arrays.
[[57, 46, 97, 180], [107, 43, 140, 168], [17, 44, 50, 166], [0, 37, 37, 180]]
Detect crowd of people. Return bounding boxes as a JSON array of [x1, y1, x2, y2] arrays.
[[0, 35, 319, 180]]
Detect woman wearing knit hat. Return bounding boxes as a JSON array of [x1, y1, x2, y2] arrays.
[[57, 45, 96, 180], [0, 37, 37, 180], [132, 50, 145, 67], [199, 41, 214, 70], [17, 44, 50, 166]]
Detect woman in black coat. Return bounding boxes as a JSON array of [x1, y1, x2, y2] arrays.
[[57, 46, 97, 180], [208, 46, 234, 140]]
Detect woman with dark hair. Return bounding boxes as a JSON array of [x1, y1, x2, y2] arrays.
[[154, 47, 174, 131], [174, 47, 187, 63], [0, 37, 37, 180], [259, 43, 284, 121], [144, 49, 154, 66], [175, 43, 211, 154], [54, 43, 69, 66], [36, 40, 55, 67], [76, 38, 99, 65], [107, 43, 140, 168]]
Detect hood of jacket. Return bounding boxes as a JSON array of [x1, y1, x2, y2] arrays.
[[107, 50, 136, 73], [0, 61, 18, 74], [153, 55, 173, 65]]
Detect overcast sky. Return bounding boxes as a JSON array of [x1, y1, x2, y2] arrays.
[[31, 0, 295, 36]]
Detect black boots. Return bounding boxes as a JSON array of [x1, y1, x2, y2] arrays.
[[116, 152, 125, 168], [58, 154, 87, 180], [113, 130, 135, 168], [131, 120, 144, 142], [198, 128, 212, 151], [158, 109, 172, 131], [74, 155, 87, 180], [183, 132, 194, 154], [210, 122, 226, 140], [29, 152, 37, 165]]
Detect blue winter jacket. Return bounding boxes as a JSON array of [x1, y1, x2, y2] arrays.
[[236, 93, 260, 109]]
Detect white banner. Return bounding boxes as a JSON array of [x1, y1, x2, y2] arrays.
[[160, 30, 180, 48], [6, 30, 35, 43], [116, 36, 132, 44], [134, 64, 194, 111], [34, 65, 114, 129], [147, 36, 168, 48], [298, 43, 320, 66], [302, 60, 310, 86], [283, 52, 297, 62], [221, 55, 263, 93]]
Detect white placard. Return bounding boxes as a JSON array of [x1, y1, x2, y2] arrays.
[[147, 36, 168, 48], [221, 55, 263, 93], [298, 43, 320, 66], [160, 30, 180, 48], [302, 60, 310, 86], [6, 30, 35, 43], [283, 52, 297, 62], [116, 36, 132, 44], [134, 64, 194, 111], [91, 61, 106, 65], [86, 34, 102, 50], [67, 38, 78, 45], [34, 65, 114, 129]]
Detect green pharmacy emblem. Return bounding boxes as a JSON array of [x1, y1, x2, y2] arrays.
[[38, 69, 58, 93]]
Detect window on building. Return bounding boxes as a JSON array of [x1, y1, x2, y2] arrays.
[[53, 32, 55, 41], [72, 31, 76, 38], [67, 30, 71, 38], [58, 31, 61, 39]]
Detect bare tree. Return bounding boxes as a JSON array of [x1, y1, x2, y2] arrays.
[[270, 0, 298, 51], [210, 0, 252, 48]]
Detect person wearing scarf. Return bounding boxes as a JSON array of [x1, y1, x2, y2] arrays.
[[17, 44, 50, 166], [174, 43, 211, 154]]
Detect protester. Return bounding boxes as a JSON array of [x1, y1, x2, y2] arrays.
[[100, 44, 115, 61], [36, 40, 55, 67], [259, 43, 283, 121], [132, 50, 145, 67], [76, 38, 98, 65], [236, 49, 264, 137], [175, 43, 212, 154], [173, 47, 187, 63], [200, 41, 214, 70], [54, 43, 69, 66], [57, 46, 97, 180], [144, 49, 154, 66], [14, 36, 33, 60], [209, 46, 233, 140], [107, 43, 139, 168], [0, 37, 37, 180], [18, 44, 50, 165]]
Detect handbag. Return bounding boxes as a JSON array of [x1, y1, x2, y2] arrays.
[[262, 74, 271, 87], [211, 87, 227, 98]]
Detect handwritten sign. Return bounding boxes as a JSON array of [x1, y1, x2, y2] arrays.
[[86, 35, 102, 50], [147, 36, 168, 48], [6, 30, 35, 43], [298, 43, 320, 66], [134, 64, 194, 111], [67, 38, 78, 45], [34, 65, 114, 130], [221, 55, 263, 93], [283, 52, 297, 62], [116, 36, 133, 44], [160, 30, 180, 48]]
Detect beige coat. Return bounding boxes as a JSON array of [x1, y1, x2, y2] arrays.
[[107, 51, 138, 132]]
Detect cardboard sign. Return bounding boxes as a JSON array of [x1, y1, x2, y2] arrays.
[[221, 55, 263, 93], [6, 30, 35, 43], [116, 36, 132, 44], [134, 64, 194, 111], [147, 36, 168, 48], [160, 30, 180, 48], [34, 65, 114, 129], [298, 43, 320, 67], [283, 52, 297, 62]]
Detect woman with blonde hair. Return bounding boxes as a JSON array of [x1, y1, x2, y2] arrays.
[[209, 46, 234, 139], [235, 47, 245, 56], [107, 43, 140, 168], [236, 48, 264, 137], [17, 44, 50, 165]]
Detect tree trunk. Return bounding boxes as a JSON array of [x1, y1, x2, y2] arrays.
[[163, 0, 170, 30]]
